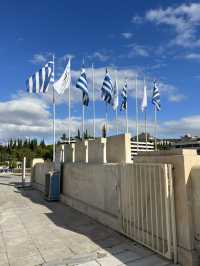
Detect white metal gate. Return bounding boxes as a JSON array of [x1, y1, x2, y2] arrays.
[[119, 163, 177, 263]]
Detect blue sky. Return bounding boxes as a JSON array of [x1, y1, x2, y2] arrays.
[[0, 0, 200, 142]]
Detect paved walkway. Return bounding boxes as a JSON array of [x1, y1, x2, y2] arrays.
[[0, 175, 178, 266]]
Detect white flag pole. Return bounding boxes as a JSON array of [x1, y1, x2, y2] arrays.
[[126, 100, 128, 134], [145, 108, 148, 150], [125, 78, 129, 134], [68, 79, 71, 144], [144, 78, 148, 150], [52, 55, 56, 163], [92, 64, 96, 139], [115, 70, 119, 135], [135, 75, 139, 152], [105, 103, 108, 135], [154, 105, 157, 150], [82, 104, 85, 139]]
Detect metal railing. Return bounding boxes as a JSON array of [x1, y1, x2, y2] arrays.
[[119, 163, 177, 263], [131, 141, 155, 158]]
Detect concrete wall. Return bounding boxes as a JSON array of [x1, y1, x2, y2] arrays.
[[106, 134, 132, 163], [32, 161, 53, 192], [134, 149, 200, 266], [32, 148, 200, 266], [64, 143, 75, 163], [75, 140, 88, 163], [61, 162, 121, 231], [88, 138, 107, 163], [190, 166, 200, 253]]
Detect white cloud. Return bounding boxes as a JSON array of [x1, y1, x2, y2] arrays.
[[127, 44, 149, 57], [30, 53, 50, 64], [162, 115, 200, 137], [145, 3, 200, 48], [0, 93, 194, 142], [131, 15, 143, 24], [88, 52, 110, 62], [168, 94, 186, 103], [183, 53, 200, 60], [121, 32, 133, 39]]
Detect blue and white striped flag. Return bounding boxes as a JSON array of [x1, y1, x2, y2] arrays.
[[101, 69, 113, 104], [26, 61, 54, 94], [152, 81, 161, 111], [76, 65, 89, 106], [120, 80, 128, 111]]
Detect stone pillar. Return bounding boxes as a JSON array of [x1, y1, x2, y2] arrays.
[[134, 149, 200, 266], [88, 138, 107, 163], [106, 133, 132, 163], [31, 158, 44, 183], [64, 143, 75, 163], [75, 140, 88, 163], [55, 144, 65, 170]]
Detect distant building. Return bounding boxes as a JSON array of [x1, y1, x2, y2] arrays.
[[172, 134, 200, 152]]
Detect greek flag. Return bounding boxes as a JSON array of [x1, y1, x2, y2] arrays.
[[152, 81, 161, 111], [76, 66, 89, 106], [26, 61, 54, 93], [120, 80, 128, 111], [112, 79, 119, 110], [101, 69, 113, 104]]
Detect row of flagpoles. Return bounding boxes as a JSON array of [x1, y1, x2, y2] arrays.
[[26, 56, 161, 162]]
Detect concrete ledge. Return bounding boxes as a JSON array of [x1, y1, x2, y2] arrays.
[[88, 138, 107, 163], [32, 182, 45, 193], [60, 193, 120, 232], [138, 148, 198, 156]]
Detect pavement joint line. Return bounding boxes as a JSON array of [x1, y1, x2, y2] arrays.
[[0, 224, 11, 266], [15, 193, 46, 264]]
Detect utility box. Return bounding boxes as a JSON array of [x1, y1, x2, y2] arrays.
[[45, 171, 60, 201]]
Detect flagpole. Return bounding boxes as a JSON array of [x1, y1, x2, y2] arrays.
[[82, 104, 85, 139], [126, 102, 128, 133], [154, 105, 157, 150], [144, 78, 148, 150], [92, 64, 96, 139], [145, 109, 148, 150], [68, 81, 71, 144], [52, 55, 56, 163], [105, 103, 108, 135], [115, 70, 118, 135], [135, 75, 139, 152]]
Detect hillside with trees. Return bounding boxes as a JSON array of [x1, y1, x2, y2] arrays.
[[0, 138, 53, 168]]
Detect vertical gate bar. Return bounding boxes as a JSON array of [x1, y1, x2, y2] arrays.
[[164, 164, 172, 259], [144, 164, 149, 245], [159, 166, 165, 255], [125, 168, 128, 235], [133, 165, 136, 238], [136, 165, 140, 240], [122, 168, 125, 232], [168, 164, 177, 263], [149, 165, 154, 248], [128, 168, 131, 237], [154, 165, 159, 251], [119, 166, 123, 233], [140, 165, 145, 243], [130, 167, 133, 238]]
